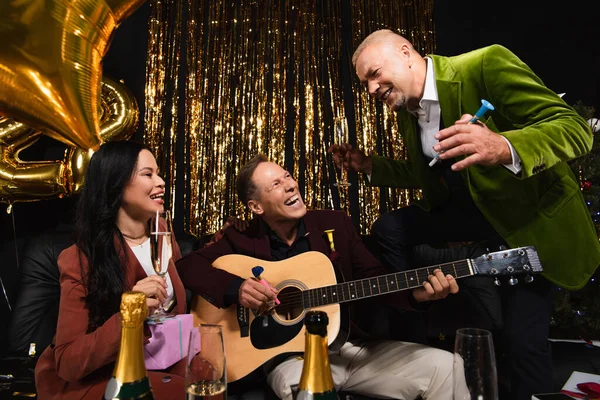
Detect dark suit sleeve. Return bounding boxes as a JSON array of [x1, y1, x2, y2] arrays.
[[341, 213, 416, 310], [176, 232, 244, 309], [368, 155, 421, 188]]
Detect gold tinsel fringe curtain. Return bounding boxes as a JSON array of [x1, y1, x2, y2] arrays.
[[145, 0, 435, 237], [144, 0, 183, 223]]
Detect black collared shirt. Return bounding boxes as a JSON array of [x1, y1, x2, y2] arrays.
[[267, 219, 310, 261], [223, 219, 310, 306]]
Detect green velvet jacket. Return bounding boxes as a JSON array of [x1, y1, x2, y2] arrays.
[[369, 44, 599, 289]]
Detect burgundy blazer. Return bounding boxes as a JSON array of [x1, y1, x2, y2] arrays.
[[34, 234, 187, 400], [177, 210, 414, 312]]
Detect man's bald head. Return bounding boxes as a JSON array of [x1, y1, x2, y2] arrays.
[[352, 29, 412, 66]]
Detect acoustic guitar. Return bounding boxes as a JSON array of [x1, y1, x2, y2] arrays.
[[190, 246, 543, 382]]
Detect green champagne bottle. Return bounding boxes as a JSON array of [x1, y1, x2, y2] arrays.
[[104, 291, 155, 399], [296, 311, 338, 400]]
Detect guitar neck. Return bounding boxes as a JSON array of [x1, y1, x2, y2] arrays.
[[302, 259, 474, 308]]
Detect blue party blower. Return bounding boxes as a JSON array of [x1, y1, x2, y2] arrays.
[[429, 99, 495, 167], [468, 99, 495, 123]]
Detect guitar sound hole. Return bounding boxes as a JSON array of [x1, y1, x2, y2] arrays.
[[273, 286, 304, 323]]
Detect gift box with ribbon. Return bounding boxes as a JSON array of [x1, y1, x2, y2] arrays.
[[144, 313, 200, 370]]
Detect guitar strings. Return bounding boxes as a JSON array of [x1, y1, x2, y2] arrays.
[[268, 261, 474, 309], [270, 263, 474, 304], [269, 261, 474, 305]]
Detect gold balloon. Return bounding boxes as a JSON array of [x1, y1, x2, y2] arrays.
[[0, 77, 139, 204], [0, 0, 145, 150]]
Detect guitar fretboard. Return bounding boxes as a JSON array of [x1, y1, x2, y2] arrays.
[[302, 260, 474, 308]]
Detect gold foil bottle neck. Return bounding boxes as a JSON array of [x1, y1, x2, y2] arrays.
[[298, 311, 336, 397], [120, 291, 147, 328], [105, 291, 153, 399]]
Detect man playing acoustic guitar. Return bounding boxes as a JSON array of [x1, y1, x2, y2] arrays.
[[177, 153, 459, 400]]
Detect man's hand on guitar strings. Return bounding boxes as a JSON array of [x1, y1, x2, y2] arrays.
[[238, 277, 279, 310], [411, 269, 459, 302]]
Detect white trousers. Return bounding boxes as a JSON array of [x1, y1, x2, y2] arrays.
[[267, 340, 454, 400]]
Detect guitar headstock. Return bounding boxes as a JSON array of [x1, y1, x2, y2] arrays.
[[471, 246, 543, 284]]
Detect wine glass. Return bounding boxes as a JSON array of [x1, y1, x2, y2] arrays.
[[186, 324, 227, 400], [149, 209, 173, 318], [453, 328, 499, 400], [333, 117, 351, 188]]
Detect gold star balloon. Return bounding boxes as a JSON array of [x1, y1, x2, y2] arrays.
[[0, 0, 145, 150], [0, 76, 139, 205]]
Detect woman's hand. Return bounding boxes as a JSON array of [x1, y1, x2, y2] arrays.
[[132, 275, 168, 314], [206, 216, 249, 246]]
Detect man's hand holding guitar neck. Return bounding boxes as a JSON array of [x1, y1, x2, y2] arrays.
[[412, 268, 459, 302]]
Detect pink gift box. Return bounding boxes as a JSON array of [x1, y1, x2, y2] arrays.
[[144, 313, 200, 370]]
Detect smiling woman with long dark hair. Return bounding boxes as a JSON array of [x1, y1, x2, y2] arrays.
[[34, 141, 188, 399]]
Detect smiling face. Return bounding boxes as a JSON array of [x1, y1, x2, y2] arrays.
[[355, 40, 422, 112], [120, 149, 166, 222], [248, 161, 307, 226]]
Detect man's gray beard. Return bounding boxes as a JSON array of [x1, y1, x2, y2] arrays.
[[391, 95, 405, 112]]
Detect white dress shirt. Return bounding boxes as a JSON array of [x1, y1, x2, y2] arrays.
[[130, 238, 174, 304]]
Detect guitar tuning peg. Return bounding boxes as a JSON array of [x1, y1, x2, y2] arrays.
[[525, 274, 534, 283], [494, 277, 501, 287], [509, 276, 519, 286], [498, 244, 507, 250]]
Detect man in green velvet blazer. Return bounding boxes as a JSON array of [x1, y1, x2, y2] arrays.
[[330, 29, 600, 400]]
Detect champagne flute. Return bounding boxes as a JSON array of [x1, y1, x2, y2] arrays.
[[186, 324, 227, 400], [333, 117, 351, 188], [149, 209, 173, 318], [453, 328, 499, 400]]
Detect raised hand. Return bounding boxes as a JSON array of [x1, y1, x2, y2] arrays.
[[411, 269, 459, 302], [433, 114, 512, 171], [327, 143, 373, 175], [226, 216, 250, 232]]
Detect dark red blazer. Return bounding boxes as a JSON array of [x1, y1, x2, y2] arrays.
[[177, 210, 415, 313], [34, 235, 188, 400]]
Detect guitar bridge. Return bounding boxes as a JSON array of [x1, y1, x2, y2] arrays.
[[237, 304, 249, 337]]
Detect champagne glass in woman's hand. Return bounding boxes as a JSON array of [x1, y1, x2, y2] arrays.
[[149, 210, 173, 318]]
